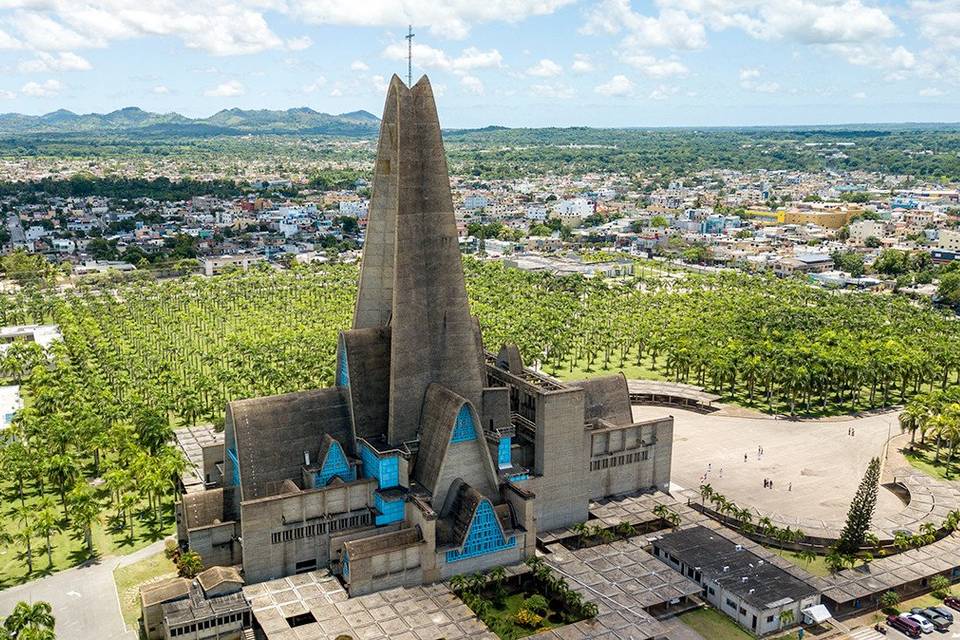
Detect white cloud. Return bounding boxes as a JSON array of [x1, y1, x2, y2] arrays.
[[738, 67, 779, 93], [460, 75, 484, 94], [330, 87, 343, 97], [919, 87, 944, 97], [204, 80, 245, 97], [827, 43, 915, 73], [152, 85, 170, 94], [0, 28, 23, 50], [583, 2, 707, 49], [851, 91, 867, 99], [619, 51, 688, 78], [527, 58, 562, 77], [302, 77, 327, 93], [21, 79, 63, 98], [571, 53, 594, 74], [594, 74, 635, 97], [531, 82, 574, 99], [350, 60, 370, 71], [371, 74, 388, 93], [0, 90, 16, 99], [913, 1, 960, 51], [7, 3, 283, 56], [18, 52, 91, 73], [383, 42, 502, 74], [648, 84, 678, 100], [286, 36, 313, 51], [288, 0, 576, 39]]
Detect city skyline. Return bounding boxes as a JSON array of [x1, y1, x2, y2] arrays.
[[0, 1, 957, 128]]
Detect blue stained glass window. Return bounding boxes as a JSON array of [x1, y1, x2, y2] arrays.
[[507, 473, 529, 482], [336, 341, 349, 387], [342, 551, 350, 578], [497, 437, 512, 469], [316, 440, 355, 486], [359, 443, 399, 489], [445, 500, 516, 563], [226, 447, 240, 486], [375, 493, 405, 525], [451, 405, 476, 443]]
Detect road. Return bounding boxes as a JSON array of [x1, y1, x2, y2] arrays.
[[0, 540, 165, 640]]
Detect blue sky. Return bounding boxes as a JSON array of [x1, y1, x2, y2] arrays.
[[0, 0, 957, 128]]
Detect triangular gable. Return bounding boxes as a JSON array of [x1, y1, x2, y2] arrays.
[[317, 438, 354, 486], [446, 497, 515, 563], [414, 384, 498, 509]]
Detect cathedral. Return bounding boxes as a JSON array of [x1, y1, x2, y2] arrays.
[[176, 75, 674, 595]]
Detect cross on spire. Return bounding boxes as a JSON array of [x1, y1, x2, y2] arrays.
[[405, 25, 415, 86]]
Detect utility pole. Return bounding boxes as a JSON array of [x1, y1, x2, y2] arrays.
[[405, 25, 415, 86]]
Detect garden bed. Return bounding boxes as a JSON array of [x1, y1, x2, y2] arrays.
[[451, 559, 597, 640]]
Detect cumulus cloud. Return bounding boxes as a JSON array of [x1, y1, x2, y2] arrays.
[[571, 53, 594, 74], [204, 79, 245, 97], [460, 74, 484, 94], [919, 87, 944, 96], [0, 90, 16, 99], [21, 79, 63, 97], [350, 60, 370, 71], [6, 1, 283, 56], [648, 84, 678, 100], [383, 43, 502, 74], [152, 85, 170, 94], [527, 58, 562, 77], [619, 51, 688, 78], [289, 0, 576, 39], [594, 74, 635, 97], [18, 51, 91, 73]]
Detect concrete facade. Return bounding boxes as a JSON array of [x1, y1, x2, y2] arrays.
[[175, 74, 674, 599]]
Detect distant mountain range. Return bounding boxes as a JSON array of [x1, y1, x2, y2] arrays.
[[0, 106, 381, 137]]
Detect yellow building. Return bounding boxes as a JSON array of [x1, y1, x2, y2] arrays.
[[780, 207, 860, 229]]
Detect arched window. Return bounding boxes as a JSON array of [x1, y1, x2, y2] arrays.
[[446, 499, 516, 563], [317, 440, 355, 486]]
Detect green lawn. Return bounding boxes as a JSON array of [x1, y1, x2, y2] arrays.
[[767, 547, 871, 578], [678, 607, 754, 640], [473, 591, 569, 640], [901, 443, 960, 481], [0, 483, 176, 588], [113, 551, 177, 630], [548, 355, 668, 384]]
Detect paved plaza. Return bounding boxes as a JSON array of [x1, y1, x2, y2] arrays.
[[637, 405, 906, 530]]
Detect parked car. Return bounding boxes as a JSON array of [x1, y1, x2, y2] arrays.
[[911, 608, 950, 632], [888, 614, 922, 638], [944, 596, 960, 612], [902, 612, 934, 634], [930, 605, 954, 622]]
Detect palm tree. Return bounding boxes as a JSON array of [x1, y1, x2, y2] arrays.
[[2, 601, 55, 640], [699, 483, 714, 506], [778, 609, 795, 629], [68, 483, 101, 556], [13, 504, 35, 574], [34, 496, 61, 568]]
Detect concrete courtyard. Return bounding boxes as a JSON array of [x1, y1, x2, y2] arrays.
[[633, 405, 905, 526]]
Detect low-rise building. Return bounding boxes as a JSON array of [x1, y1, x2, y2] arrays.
[[652, 526, 820, 636], [140, 566, 251, 640]]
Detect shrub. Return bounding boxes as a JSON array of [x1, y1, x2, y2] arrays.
[[514, 608, 544, 628], [879, 590, 901, 611], [931, 574, 951, 598], [176, 550, 203, 578], [524, 594, 549, 614]]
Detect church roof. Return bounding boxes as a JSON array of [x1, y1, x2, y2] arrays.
[[571, 373, 633, 426], [413, 384, 467, 496], [341, 326, 391, 441], [228, 387, 352, 500], [342, 527, 422, 560]]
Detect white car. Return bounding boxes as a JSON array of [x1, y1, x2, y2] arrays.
[[901, 612, 934, 634]]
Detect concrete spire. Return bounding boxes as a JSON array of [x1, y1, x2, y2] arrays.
[[354, 75, 486, 446]]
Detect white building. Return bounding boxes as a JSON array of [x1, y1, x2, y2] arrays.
[[848, 219, 887, 245], [0, 385, 21, 430], [938, 229, 960, 252], [554, 198, 594, 218]]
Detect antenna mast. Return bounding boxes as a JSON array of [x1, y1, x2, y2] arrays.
[[405, 25, 415, 86]]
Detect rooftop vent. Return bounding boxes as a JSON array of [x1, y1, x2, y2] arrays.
[[735, 544, 743, 551], [722, 566, 730, 572], [304, 450, 311, 466]]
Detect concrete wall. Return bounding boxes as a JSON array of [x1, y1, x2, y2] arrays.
[[239, 479, 376, 583], [346, 546, 424, 596], [437, 533, 528, 580], [587, 418, 674, 499], [187, 522, 240, 569], [529, 388, 590, 531]]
